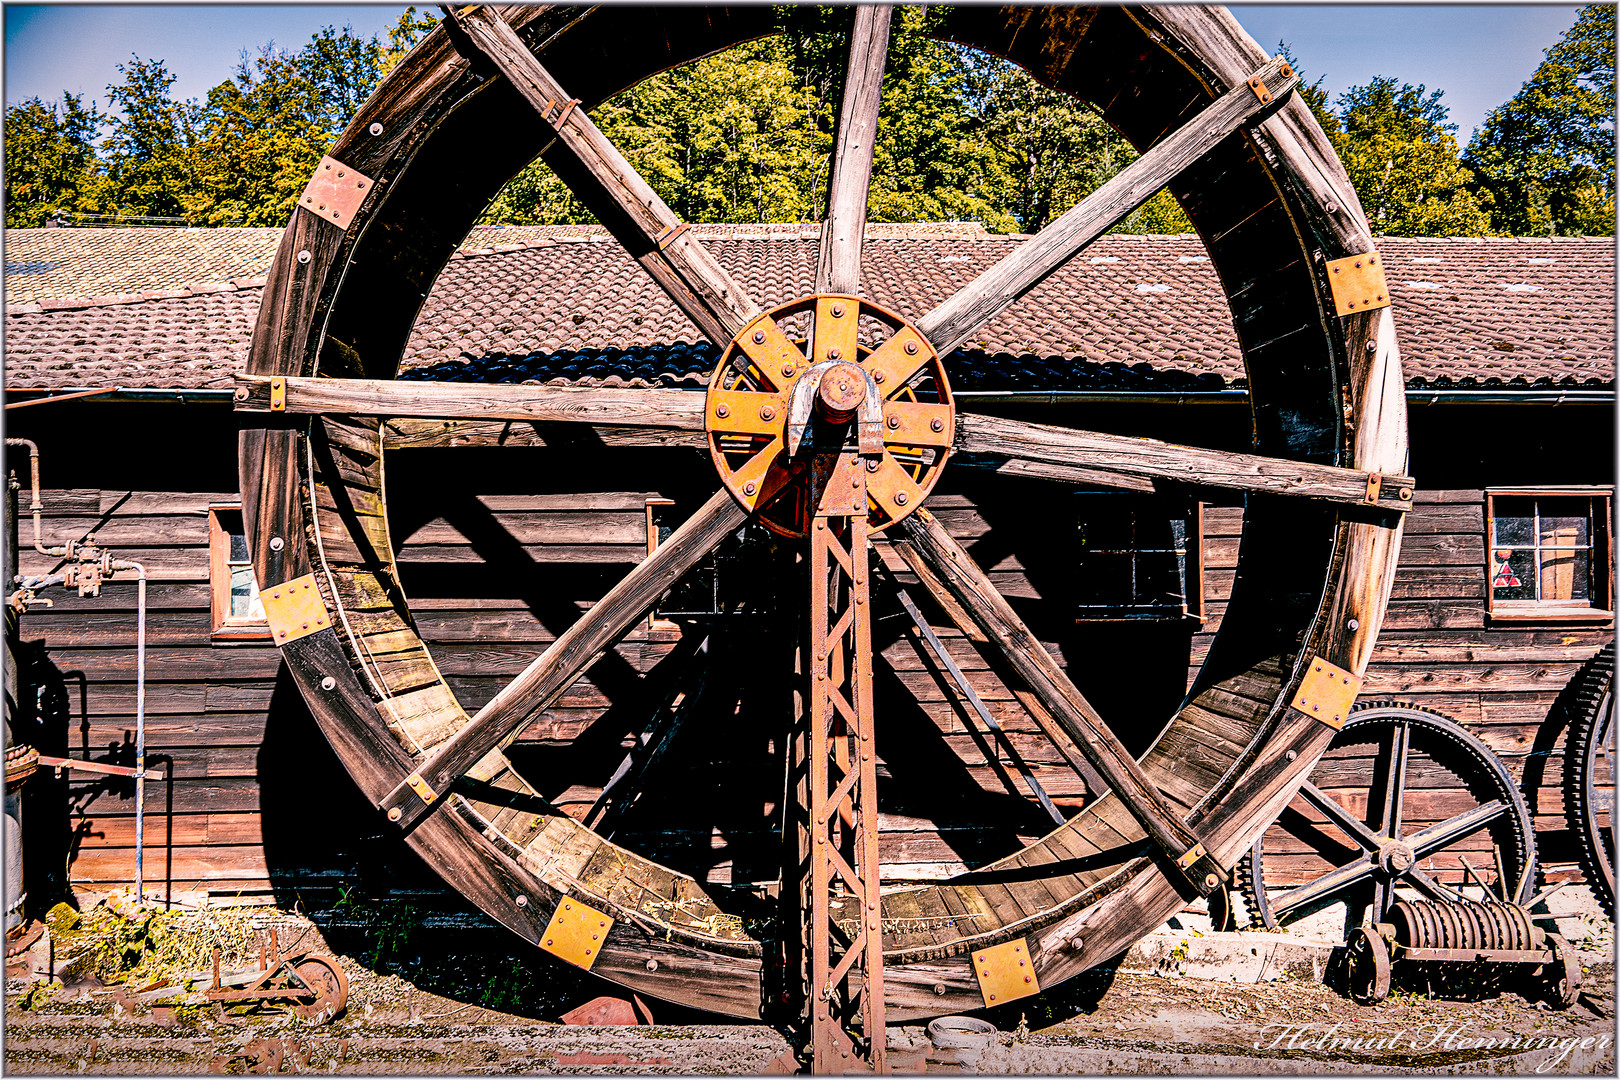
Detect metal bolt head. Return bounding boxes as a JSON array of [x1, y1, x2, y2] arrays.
[[872, 370, 885, 384], [320, 676, 336, 691], [827, 348, 842, 361], [759, 405, 776, 421], [1205, 874, 1219, 890], [369, 122, 384, 135], [1399, 487, 1412, 500], [269, 536, 285, 552], [646, 959, 658, 972], [930, 417, 944, 432], [753, 330, 767, 344], [1347, 618, 1360, 631], [887, 415, 900, 429], [782, 363, 796, 378], [866, 459, 880, 472], [387, 807, 402, 822], [743, 481, 757, 496], [1286, 749, 1298, 761], [296, 250, 312, 265], [715, 403, 730, 419], [904, 340, 919, 355], [515, 894, 528, 908], [831, 304, 845, 317], [1366, 340, 1378, 353], [895, 492, 908, 505]]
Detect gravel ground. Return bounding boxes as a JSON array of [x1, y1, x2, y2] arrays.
[[3, 899, 1614, 1075]]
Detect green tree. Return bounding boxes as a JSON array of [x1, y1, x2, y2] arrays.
[[1465, 5, 1615, 235], [3, 93, 104, 227], [100, 56, 201, 220], [1331, 76, 1491, 236]]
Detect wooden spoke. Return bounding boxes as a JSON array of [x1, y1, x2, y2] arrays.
[[956, 412, 1415, 514], [892, 508, 1226, 894], [445, 5, 760, 345], [378, 489, 749, 831], [915, 55, 1299, 356], [235, 374, 707, 429], [814, 5, 892, 295]]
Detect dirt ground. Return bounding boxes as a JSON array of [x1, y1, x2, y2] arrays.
[[4, 896, 1615, 1075]]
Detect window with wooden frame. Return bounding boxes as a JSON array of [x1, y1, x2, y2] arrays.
[[209, 505, 270, 641], [645, 498, 770, 626], [1486, 489, 1613, 622], [1073, 492, 1203, 622]]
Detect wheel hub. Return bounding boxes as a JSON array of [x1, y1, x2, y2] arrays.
[[705, 295, 953, 537], [1378, 840, 1415, 876]]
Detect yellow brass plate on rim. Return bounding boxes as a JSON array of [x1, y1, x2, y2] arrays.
[[1326, 252, 1390, 316], [1292, 656, 1362, 730], [268, 377, 286, 412], [1176, 842, 1208, 871], [971, 937, 1040, 1008], [540, 898, 615, 970], [405, 773, 436, 804], [297, 155, 372, 229], [262, 574, 330, 644]]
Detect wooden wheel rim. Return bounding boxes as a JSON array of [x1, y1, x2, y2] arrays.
[[238, 5, 1408, 1020]]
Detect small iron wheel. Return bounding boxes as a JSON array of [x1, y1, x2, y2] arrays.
[[1241, 703, 1538, 931], [1543, 932, 1582, 1010], [1346, 925, 1391, 1005], [292, 955, 349, 1023], [1562, 645, 1614, 909]]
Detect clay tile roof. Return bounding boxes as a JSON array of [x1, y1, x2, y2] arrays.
[[3, 226, 1612, 393]]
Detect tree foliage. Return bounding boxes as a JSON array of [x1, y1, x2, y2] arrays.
[[1329, 76, 1492, 236], [3, 93, 103, 227], [1465, 5, 1615, 236]]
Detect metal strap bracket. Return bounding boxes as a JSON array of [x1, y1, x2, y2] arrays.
[[404, 773, 437, 805], [297, 156, 372, 230], [539, 897, 614, 970], [1364, 472, 1383, 505], [655, 222, 690, 250], [972, 937, 1041, 1008], [544, 97, 581, 128], [1175, 842, 1209, 871], [1327, 251, 1390, 316], [1292, 656, 1362, 730], [268, 376, 286, 412], [261, 574, 330, 645], [1247, 74, 1272, 106]]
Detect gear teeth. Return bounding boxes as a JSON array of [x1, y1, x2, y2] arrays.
[[1562, 645, 1615, 910]]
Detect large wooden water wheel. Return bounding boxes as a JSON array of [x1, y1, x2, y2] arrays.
[[236, 2, 1411, 1060]]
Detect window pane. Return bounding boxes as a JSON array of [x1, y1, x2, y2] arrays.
[[1074, 552, 1132, 608], [1491, 548, 1535, 602], [1493, 513, 1535, 547], [1539, 549, 1589, 601], [1538, 509, 1589, 549], [229, 532, 250, 562], [1077, 512, 1134, 550], [230, 565, 265, 620]]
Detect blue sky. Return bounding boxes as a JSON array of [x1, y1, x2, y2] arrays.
[[2, 4, 1587, 140]]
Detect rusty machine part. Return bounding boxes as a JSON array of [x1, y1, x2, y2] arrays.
[[706, 296, 952, 538], [200, 931, 348, 1024], [1347, 899, 1582, 1008], [1563, 645, 1615, 908], [235, 0, 1412, 1054], [1239, 704, 1537, 931]]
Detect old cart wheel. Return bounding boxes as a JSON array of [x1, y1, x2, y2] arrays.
[[1241, 704, 1537, 932], [291, 955, 349, 1023], [1345, 925, 1391, 1005], [1563, 645, 1614, 908], [236, 5, 1410, 1022]]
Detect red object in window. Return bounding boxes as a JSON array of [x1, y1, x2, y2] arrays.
[[1493, 548, 1521, 589]]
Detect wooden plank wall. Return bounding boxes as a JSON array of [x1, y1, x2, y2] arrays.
[[13, 479, 1609, 902], [1195, 489, 1612, 883]]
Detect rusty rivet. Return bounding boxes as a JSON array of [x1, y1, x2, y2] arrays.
[[1348, 618, 1360, 631], [296, 250, 312, 264], [1025, 976, 1033, 984], [867, 459, 880, 472], [895, 492, 908, 505], [1281, 63, 1293, 77], [1286, 749, 1298, 761], [930, 417, 944, 432], [887, 415, 901, 429], [1205, 874, 1219, 889], [545, 939, 553, 946], [715, 403, 730, 419], [387, 807, 402, 822], [933, 983, 947, 995], [873, 370, 886, 384], [269, 536, 285, 552], [782, 363, 796, 377], [564, 902, 572, 910], [646, 960, 658, 972], [989, 994, 997, 1001], [235, 387, 248, 400], [1367, 340, 1378, 353], [321, 676, 336, 691], [515, 895, 528, 908], [1355, 261, 1363, 269], [1332, 266, 1341, 273], [832, 304, 845, 317], [337, 170, 344, 178], [753, 330, 767, 344], [905, 340, 919, 355], [743, 481, 757, 496], [828, 348, 842, 361], [369, 122, 383, 135], [1399, 488, 1412, 500], [760, 405, 776, 421]]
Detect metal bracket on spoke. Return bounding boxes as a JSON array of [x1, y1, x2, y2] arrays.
[[543, 97, 581, 128], [404, 773, 437, 805], [1364, 472, 1383, 505], [972, 938, 1040, 1008], [1175, 842, 1208, 871], [1327, 252, 1390, 316], [655, 222, 690, 250], [1292, 656, 1362, 730], [268, 377, 286, 412]]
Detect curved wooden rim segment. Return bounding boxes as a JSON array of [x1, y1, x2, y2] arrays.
[[238, 4, 1408, 1020]]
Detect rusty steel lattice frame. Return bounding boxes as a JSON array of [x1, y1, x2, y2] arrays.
[[802, 501, 887, 1073]]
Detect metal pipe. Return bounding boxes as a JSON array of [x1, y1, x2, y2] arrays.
[[3, 439, 61, 556], [108, 559, 148, 903]]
